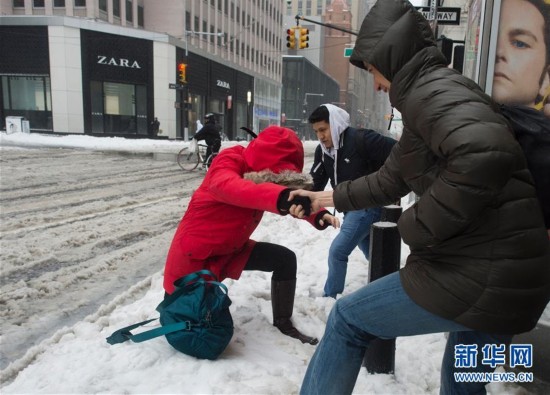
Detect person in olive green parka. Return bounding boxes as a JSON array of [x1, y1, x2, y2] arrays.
[[293, 1, 550, 394]]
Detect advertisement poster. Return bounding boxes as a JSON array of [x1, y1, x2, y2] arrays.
[[491, 0, 549, 118]]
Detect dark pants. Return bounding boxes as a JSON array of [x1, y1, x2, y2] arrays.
[[206, 139, 222, 166], [243, 242, 297, 281], [164, 242, 296, 299]]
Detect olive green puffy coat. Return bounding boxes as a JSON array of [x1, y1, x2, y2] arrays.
[[337, 0, 550, 334]]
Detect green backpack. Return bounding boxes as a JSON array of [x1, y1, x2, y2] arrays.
[[106, 270, 234, 360]]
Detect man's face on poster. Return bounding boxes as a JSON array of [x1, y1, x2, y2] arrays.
[[493, 0, 548, 107]]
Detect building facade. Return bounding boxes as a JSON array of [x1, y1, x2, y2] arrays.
[[282, 55, 339, 140], [283, 0, 392, 132], [0, 0, 284, 139]]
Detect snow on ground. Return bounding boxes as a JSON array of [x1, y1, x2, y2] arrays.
[[0, 131, 530, 394]]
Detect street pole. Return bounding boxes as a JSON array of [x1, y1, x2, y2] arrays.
[[303, 93, 324, 117], [295, 14, 358, 36], [179, 30, 224, 139], [183, 84, 189, 140], [184, 31, 225, 56], [247, 90, 252, 131]]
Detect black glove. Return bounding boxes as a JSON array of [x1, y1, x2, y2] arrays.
[[277, 189, 312, 216]]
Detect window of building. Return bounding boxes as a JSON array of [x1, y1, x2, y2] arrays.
[[99, 0, 107, 11], [13, 0, 25, 7], [91, 81, 147, 135], [126, 0, 133, 21], [3, 76, 51, 111], [185, 11, 190, 31], [54, 0, 66, 7], [104, 82, 134, 116], [33, 0, 45, 7], [194, 16, 199, 32], [74, 0, 86, 7], [113, 0, 120, 17], [137, 5, 144, 26], [2, 75, 52, 130]]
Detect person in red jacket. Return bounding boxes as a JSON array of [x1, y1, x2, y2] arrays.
[[163, 125, 340, 345]]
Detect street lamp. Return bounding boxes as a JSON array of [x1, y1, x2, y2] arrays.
[[184, 30, 225, 56], [303, 93, 324, 122]]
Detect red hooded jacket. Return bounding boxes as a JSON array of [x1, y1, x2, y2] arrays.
[[163, 126, 328, 293]]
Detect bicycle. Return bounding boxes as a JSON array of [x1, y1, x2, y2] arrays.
[[177, 142, 217, 172], [177, 128, 257, 172]]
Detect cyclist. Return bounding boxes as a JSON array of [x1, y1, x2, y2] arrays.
[[192, 113, 222, 166]]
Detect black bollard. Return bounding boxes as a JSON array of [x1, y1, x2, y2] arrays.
[[380, 203, 402, 223], [363, 205, 402, 374]]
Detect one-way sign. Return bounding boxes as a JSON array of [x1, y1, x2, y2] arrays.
[[414, 7, 461, 25], [169, 83, 185, 90]]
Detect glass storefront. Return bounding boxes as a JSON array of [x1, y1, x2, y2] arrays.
[[90, 81, 147, 135], [254, 78, 281, 133], [188, 93, 205, 134], [1, 75, 52, 130]]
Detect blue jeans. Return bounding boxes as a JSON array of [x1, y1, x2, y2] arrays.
[[301, 272, 512, 395], [324, 208, 381, 298]]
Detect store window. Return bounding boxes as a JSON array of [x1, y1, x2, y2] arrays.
[[90, 81, 147, 135], [2, 75, 52, 130], [188, 93, 205, 134]]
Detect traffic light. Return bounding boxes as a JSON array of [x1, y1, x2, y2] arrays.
[[298, 28, 309, 49], [177, 62, 187, 84], [286, 27, 296, 49]]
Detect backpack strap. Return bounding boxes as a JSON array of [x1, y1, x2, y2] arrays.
[[106, 318, 193, 345]]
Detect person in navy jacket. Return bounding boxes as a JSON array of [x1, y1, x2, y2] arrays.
[[308, 104, 396, 298]]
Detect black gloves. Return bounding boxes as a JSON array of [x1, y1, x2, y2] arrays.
[[277, 189, 312, 216]]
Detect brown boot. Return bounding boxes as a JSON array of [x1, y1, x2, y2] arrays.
[[271, 279, 318, 345]]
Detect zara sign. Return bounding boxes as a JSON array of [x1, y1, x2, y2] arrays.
[[97, 55, 142, 69], [216, 79, 230, 89]]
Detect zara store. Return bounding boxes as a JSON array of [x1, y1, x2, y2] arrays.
[[0, 16, 263, 140]]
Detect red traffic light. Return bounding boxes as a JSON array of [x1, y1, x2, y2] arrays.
[[177, 63, 187, 83]]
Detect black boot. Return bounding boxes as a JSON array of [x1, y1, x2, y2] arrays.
[[271, 279, 318, 345]]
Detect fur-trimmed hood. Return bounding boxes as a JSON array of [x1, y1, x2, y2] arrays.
[[244, 169, 313, 190]]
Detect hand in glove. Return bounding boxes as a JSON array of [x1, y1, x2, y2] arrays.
[[277, 189, 312, 216]]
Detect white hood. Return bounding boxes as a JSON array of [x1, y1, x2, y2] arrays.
[[320, 103, 350, 158]]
